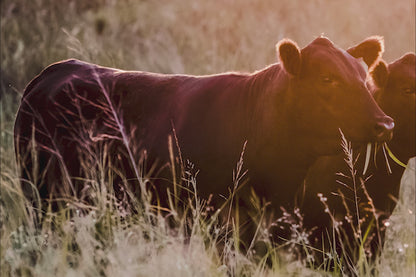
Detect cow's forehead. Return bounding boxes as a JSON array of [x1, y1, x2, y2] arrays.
[[390, 53, 416, 79], [398, 52, 416, 65], [309, 36, 335, 47], [302, 42, 367, 78], [342, 50, 369, 74], [304, 39, 350, 63]]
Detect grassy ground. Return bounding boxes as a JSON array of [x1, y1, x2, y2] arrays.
[[1, 0, 415, 276]]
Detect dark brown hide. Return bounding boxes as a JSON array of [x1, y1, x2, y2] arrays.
[[303, 53, 415, 260], [14, 37, 392, 237]]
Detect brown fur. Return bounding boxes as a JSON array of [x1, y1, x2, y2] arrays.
[[14, 37, 393, 244], [303, 52, 415, 261]]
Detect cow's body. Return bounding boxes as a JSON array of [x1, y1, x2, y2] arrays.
[[303, 53, 415, 259], [15, 37, 393, 248]]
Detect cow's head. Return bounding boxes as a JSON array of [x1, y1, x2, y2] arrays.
[[277, 36, 394, 155], [371, 53, 415, 159]]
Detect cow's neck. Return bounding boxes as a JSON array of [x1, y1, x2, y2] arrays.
[[243, 68, 317, 203]]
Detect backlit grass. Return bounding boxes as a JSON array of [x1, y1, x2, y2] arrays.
[[1, 1, 414, 276]]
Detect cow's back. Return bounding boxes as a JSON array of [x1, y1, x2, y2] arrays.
[[14, 59, 258, 208]]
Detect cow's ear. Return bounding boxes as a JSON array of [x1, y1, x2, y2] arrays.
[[277, 39, 301, 76], [347, 36, 384, 69], [371, 60, 389, 88]]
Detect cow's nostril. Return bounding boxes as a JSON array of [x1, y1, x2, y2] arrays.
[[373, 118, 394, 142]]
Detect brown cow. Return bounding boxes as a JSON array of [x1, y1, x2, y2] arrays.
[[14, 36, 392, 242], [303, 53, 415, 263]]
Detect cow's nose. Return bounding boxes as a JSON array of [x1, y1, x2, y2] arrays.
[[373, 117, 394, 142]]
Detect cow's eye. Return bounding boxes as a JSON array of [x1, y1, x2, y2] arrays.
[[322, 77, 332, 83], [321, 76, 337, 86], [404, 88, 415, 94]]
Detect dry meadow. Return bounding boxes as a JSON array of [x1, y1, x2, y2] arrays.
[[1, 1, 415, 276]]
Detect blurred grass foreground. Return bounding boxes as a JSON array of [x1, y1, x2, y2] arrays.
[[1, 0, 415, 276]]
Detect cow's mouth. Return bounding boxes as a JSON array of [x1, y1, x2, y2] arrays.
[[361, 142, 405, 176], [339, 129, 398, 176]]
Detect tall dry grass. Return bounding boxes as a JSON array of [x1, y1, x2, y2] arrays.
[[1, 0, 415, 276]]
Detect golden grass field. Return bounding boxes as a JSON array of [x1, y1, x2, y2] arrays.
[[1, 0, 415, 276]]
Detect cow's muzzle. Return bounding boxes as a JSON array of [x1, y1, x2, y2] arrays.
[[373, 116, 394, 142]]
